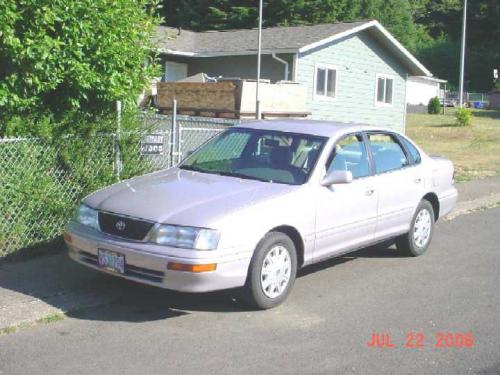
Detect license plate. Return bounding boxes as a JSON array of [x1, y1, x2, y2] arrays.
[[97, 249, 125, 274]]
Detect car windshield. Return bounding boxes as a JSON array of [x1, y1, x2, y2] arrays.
[[179, 128, 327, 185]]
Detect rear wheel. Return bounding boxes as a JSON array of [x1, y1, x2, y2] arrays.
[[396, 200, 435, 257], [242, 232, 297, 310]]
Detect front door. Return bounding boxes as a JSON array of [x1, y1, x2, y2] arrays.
[[314, 133, 378, 261]]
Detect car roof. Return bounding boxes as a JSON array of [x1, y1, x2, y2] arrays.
[[234, 120, 395, 138]]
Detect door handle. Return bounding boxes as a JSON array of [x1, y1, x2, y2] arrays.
[[365, 188, 375, 196], [414, 177, 422, 184]]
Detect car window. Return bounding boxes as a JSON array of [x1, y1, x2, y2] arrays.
[[326, 134, 370, 179], [180, 128, 326, 185], [400, 136, 421, 164], [367, 133, 409, 174]]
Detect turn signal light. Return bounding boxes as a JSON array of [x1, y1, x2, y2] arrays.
[[167, 262, 217, 273]]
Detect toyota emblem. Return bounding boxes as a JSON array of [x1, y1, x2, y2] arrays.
[[115, 220, 126, 231]]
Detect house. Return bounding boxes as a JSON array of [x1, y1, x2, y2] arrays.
[[406, 76, 447, 106], [154, 20, 434, 132]]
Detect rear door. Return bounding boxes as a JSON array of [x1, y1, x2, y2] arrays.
[[365, 132, 426, 239]]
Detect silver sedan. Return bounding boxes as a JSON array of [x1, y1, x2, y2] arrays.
[[65, 120, 457, 309]]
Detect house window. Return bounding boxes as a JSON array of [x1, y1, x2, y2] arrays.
[[315, 65, 337, 98], [376, 76, 394, 105]]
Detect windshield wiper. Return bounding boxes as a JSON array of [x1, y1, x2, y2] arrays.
[[180, 165, 272, 183], [179, 165, 209, 173], [212, 171, 272, 183]]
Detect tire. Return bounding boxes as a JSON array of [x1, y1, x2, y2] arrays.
[[241, 232, 297, 310], [396, 199, 435, 257]]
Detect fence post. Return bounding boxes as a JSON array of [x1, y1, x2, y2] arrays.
[[443, 83, 447, 115], [176, 110, 182, 165], [115, 100, 122, 180], [170, 99, 177, 168]]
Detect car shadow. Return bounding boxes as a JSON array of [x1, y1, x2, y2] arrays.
[[66, 284, 248, 323], [0, 251, 251, 326], [298, 242, 404, 277], [0, 242, 405, 325]]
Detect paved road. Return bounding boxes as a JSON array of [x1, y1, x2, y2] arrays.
[[1, 208, 499, 375]]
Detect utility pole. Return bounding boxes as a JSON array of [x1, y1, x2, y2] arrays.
[[458, 0, 467, 108], [255, 0, 263, 119]]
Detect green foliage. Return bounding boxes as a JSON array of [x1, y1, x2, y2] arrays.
[[0, 0, 161, 123], [455, 108, 473, 127], [0, 110, 159, 255], [427, 97, 441, 114]]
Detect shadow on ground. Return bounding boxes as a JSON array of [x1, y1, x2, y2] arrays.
[[0, 242, 403, 325]]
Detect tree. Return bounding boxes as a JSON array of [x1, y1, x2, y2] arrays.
[[412, 0, 500, 91], [161, 0, 425, 52], [158, 0, 500, 91], [0, 0, 161, 121]]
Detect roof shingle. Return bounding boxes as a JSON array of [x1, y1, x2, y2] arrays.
[[154, 20, 370, 55]]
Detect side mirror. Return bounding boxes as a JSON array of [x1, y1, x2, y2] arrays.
[[321, 170, 353, 186]]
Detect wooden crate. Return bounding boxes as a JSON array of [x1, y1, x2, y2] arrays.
[[155, 80, 309, 118], [156, 81, 241, 112]]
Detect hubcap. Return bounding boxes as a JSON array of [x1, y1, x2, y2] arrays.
[[260, 245, 292, 299], [413, 208, 432, 248]]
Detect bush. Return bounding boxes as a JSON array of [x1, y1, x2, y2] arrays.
[[427, 97, 441, 114], [0, 110, 157, 256], [455, 108, 473, 127], [0, 0, 161, 124]]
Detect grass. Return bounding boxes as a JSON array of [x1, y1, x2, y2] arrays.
[[406, 108, 500, 182], [0, 312, 65, 336]]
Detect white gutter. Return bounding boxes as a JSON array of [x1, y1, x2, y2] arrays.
[[159, 48, 299, 58], [271, 53, 289, 81]]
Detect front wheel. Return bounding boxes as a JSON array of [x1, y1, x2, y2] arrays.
[[396, 200, 435, 257], [242, 232, 297, 310]]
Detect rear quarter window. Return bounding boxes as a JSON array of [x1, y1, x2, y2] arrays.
[[400, 137, 422, 164]]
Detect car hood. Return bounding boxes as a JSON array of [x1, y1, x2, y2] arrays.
[[84, 168, 294, 227]]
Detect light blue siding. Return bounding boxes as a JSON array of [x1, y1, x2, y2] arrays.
[[297, 31, 407, 131]]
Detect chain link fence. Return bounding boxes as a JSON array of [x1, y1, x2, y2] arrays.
[[0, 114, 238, 256]]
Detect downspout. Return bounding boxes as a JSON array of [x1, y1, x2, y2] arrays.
[[403, 73, 408, 134], [292, 53, 298, 81], [272, 52, 289, 81]]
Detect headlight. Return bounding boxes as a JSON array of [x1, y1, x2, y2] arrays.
[[150, 224, 220, 250], [74, 204, 99, 230]]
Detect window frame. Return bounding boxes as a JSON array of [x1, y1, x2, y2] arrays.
[[313, 63, 338, 101], [375, 74, 395, 107], [325, 132, 372, 180], [364, 130, 412, 175]]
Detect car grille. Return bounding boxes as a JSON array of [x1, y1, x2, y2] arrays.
[[98, 212, 154, 241], [78, 251, 165, 283]]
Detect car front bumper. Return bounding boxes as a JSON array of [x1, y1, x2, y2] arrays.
[[65, 222, 252, 293]]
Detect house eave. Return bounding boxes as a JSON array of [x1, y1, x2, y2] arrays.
[[160, 48, 299, 58], [409, 75, 447, 83]]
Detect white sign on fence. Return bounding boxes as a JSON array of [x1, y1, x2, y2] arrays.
[[140, 134, 165, 155], [494, 69, 498, 79]]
